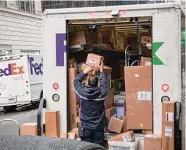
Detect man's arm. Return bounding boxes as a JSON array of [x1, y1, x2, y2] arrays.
[[98, 60, 108, 98], [73, 72, 86, 98], [99, 72, 108, 98]]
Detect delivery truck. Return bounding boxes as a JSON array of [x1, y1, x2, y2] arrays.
[[0, 54, 43, 111], [42, 2, 185, 149]]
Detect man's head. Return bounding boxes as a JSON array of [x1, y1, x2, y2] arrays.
[[87, 75, 98, 87]]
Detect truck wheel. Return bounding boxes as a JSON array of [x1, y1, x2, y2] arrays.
[[3, 105, 17, 112]]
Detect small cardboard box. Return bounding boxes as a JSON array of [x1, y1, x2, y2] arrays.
[[162, 102, 175, 150], [122, 131, 135, 142], [141, 36, 152, 44], [108, 117, 124, 133], [68, 58, 77, 68], [106, 107, 116, 123], [104, 88, 115, 109], [86, 53, 104, 67], [60, 132, 68, 138], [144, 135, 162, 150], [69, 31, 86, 45], [140, 57, 151, 66], [72, 128, 79, 138], [20, 123, 37, 136], [45, 111, 60, 137], [68, 132, 76, 139], [76, 117, 80, 125]]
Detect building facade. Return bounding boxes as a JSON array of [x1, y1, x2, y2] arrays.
[[0, 0, 42, 56]]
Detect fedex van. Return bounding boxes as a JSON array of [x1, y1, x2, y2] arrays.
[[0, 54, 43, 111]]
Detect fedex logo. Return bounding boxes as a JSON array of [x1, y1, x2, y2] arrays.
[[0, 63, 24, 77], [29, 57, 43, 75]]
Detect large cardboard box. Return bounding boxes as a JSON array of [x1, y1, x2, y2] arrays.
[[86, 53, 104, 67], [104, 88, 115, 109], [122, 116, 128, 132], [69, 31, 86, 45], [162, 102, 175, 150], [20, 123, 37, 136], [144, 135, 162, 150], [106, 107, 116, 123], [69, 68, 78, 129], [140, 57, 151, 66], [125, 66, 152, 129], [125, 66, 152, 92], [108, 117, 124, 133], [45, 111, 60, 137]]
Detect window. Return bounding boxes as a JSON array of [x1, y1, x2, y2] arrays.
[[0, 1, 7, 7], [20, 50, 40, 54], [18, 0, 35, 14], [0, 45, 12, 56]]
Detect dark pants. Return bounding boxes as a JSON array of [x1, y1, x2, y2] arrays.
[[80, 129, 104, 146]]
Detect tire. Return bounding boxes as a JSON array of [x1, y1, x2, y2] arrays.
[[31, 90, 43, 108], [3, 105, 17, 112]]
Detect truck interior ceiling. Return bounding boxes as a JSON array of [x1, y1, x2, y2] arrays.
[[67, 16, 153, 131]]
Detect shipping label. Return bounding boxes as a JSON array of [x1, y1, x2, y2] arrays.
[[165, 126, 172, 137], [166, 112, 174, 122]]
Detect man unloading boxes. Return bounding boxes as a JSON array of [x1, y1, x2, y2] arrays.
[[73, 58, 108, 146]]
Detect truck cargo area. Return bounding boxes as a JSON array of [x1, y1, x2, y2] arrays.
[[67, 16, 153, 134]]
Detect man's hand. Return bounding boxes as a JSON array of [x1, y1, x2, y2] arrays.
[[83, 66, 94, 74], [99, 60, 104, 72]]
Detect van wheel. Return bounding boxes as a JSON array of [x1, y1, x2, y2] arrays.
[[3, 105, 17, 112]]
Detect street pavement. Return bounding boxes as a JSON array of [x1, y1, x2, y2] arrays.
[[0, 106, 38, 135]]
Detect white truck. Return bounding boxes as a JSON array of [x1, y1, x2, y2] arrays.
[[42, 2, 185, 149], [0, 54, 43, 111]]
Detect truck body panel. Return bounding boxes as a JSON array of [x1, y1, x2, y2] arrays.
[[43, 3, 183, 136], [0, 54, 43, 107]]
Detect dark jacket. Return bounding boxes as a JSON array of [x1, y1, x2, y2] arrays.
[[73, 72, 108, 130]]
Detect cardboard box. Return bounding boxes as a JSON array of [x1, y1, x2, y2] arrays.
[[122, 116, 128, 132], [68, 132, 76, 139], [162, 102, 175, 150], [104, 88, 115, 109], [86, 53, 104, 67], [141, 36, 152, 44], [20, 123, 37, 136], [72, 128, 79, 138], [69, 68, 78, 129], [106, 107, 116, 123], [125, 66, 152, 129], [45, 111, 60, 137], [69, 58, 77, 68], [144, 135, 162, 150], [140, 57, 151, 66], [108, 117, 124, 133], [76, 117, 80, 125], [122, 131, 135, 142], [60, 132, 68, 138], [69, 31, 86, 45], [125, 66, 152, 92]]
